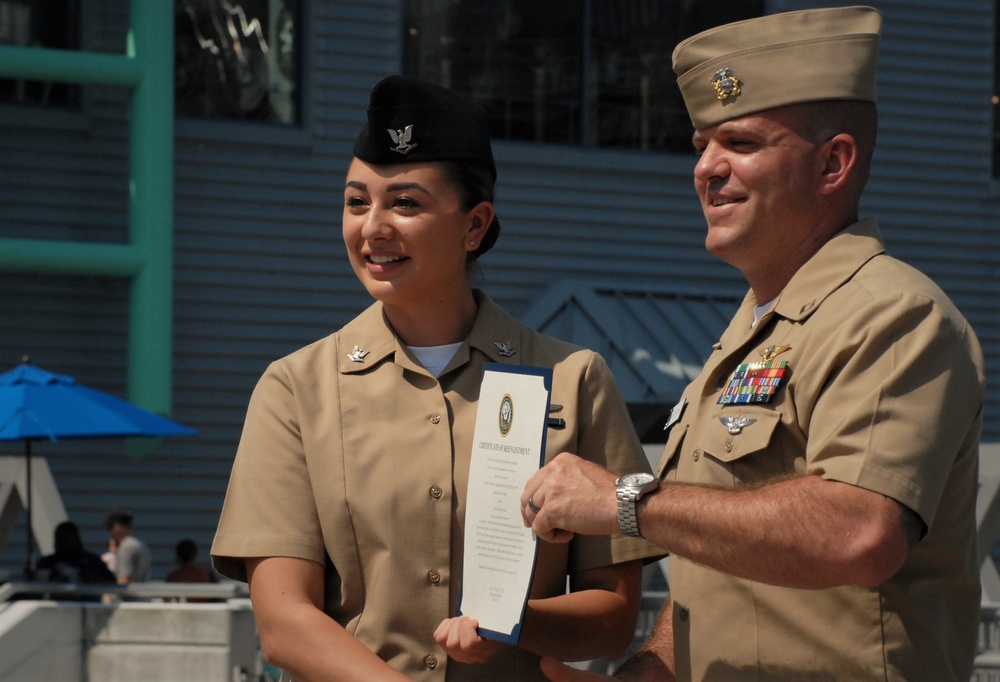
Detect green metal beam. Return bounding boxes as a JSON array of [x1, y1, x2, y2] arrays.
[[0, 44, 143, 86], [0, 239, 146, 277], [0, 0, 177, 429], [126, 0, 176, 421]]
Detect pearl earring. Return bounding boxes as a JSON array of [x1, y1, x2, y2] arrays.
[[470, 240, 477, 246]]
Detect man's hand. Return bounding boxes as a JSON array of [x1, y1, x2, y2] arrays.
[[540, 657, 615, 681], [433, 616, 502, 664], [521, 453, 620, 542]]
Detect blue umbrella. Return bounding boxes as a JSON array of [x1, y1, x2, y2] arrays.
[[0, 360, 196, 577]]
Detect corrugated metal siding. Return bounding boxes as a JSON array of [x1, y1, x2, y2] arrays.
[[0, 0, 136, 573], [166, 0, 405, 581], [0, 0, 997, 578], [864, 0, 1000, 448], [487, 141, 742, 310]]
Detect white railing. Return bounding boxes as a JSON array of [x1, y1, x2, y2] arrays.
[[0, 579, 249, 603]]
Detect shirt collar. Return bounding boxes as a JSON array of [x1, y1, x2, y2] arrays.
[[768, 217, 885, 323], [467, 290, 525, 364], [338, 289, 524, 375], [716, 218, 885, 352], [338, 302, 398, 374]]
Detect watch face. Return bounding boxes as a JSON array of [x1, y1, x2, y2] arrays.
[[621, 472, 655, 487]]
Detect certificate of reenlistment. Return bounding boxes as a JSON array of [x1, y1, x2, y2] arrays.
[[458, 362, 552, 645]]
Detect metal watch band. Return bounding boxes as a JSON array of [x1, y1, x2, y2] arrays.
[[617, 488, 643, 538]]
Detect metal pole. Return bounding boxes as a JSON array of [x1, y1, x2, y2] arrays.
[[0, 1, 179, 430], [0, 44, 143, 85], [581, 0, 592, 146], [0, 240, 146, 277], [126, 0, 176, 421], [24, 439, 34, 579]]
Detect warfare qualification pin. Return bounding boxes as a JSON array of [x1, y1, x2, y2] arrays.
[[759, 344, 791, 362], [711, 68, 742, 101], [719, 415, 756, 435]]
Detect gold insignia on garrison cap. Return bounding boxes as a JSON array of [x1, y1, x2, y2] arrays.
[[673, 5, 882, 129], [711, 68, 742, 101]]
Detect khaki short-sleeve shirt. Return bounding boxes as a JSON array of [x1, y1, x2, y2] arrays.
[[658, 219, 985, 681], [212, 292, 660, 681]]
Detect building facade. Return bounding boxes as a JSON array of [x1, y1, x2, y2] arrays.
[[0, 0, 997, 578]]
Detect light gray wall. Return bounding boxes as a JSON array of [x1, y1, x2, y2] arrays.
[[0, 0, 996, 578]]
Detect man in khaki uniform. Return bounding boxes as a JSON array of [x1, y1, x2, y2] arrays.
[[523, 6, 986, 681]]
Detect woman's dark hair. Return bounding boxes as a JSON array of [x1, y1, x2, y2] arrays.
[[54, 521, 84, 554], [175, 538, 199, 564], [436, 160, 501, 261]]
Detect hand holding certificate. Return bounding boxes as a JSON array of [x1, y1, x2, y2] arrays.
[[459, 363, 552, 644]]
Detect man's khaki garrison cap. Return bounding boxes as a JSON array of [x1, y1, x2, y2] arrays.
[[672, 5, 882, 129]]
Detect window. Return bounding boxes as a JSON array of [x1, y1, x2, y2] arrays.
[[175, 0, 300, 124], [403, 0, 762, 152], [0, 0, 81, 108]]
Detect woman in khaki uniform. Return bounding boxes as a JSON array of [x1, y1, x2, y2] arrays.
[[211, 76, 660, 681]]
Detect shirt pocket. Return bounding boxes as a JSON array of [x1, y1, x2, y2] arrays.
[[703, 408, 782, 471]]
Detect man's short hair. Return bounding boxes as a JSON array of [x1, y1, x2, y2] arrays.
[[105, 508, 133, 529]]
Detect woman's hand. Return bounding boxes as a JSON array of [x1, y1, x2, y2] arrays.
[[433, 615, 503, 664]]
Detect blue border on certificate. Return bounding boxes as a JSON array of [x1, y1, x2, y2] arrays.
[[457, 362, 552, 646]]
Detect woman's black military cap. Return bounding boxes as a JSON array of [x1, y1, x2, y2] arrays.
[[353, 75, 496, 180]]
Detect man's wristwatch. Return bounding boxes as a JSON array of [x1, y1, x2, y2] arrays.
[[616, 472, 659, 538]]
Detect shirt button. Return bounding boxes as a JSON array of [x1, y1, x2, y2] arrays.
[[429, 485, 443, 500], [424, 654, 438, 669], [692, 449, 702, 462], [679, 607, 689, 621], [428, 569, 441, 584], [429, 414, 441, 424], [725, 440, 734, 452]]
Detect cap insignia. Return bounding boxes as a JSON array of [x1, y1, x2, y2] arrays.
[[388, 125, 417, 154], [711, 68, 742, 101]]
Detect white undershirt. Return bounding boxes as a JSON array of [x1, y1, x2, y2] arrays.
[[752, 298, 777, 328], [409, 342, 463, 378]]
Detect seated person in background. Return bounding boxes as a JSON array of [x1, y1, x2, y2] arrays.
[[101, 537, 118, 574], [37, 520, 116, 584], [105, 507, 152, 584], [166, 538, 219, 584], [167, 538, 219, 602]]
